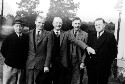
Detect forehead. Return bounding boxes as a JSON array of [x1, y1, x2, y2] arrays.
[[36, 17, 46, 22], [13, 23, 22, 26], [73, 20, 81, 23], [95, 20, 104, 24], [53, 17, 62, 23]]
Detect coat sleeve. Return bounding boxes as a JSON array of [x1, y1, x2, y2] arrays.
[[108, 34, 118, 62], [1, 36, 9, 58], [67, 31, 88, 50], [81, 33, 88, 63], [44, 31, 53, 67]]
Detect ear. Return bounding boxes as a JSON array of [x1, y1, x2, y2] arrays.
[[104, 23, 106, 28], [35, 21, 37, 25], [72, 21, 74, 26], [52, 22, 54, 26]]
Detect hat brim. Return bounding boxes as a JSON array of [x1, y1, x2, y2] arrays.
[[13, 20, 23, 25]]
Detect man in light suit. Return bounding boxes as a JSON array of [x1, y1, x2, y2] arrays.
[[50, 17, 95, 84], [69, 17, 88, 84], [26, 15, 52, 84], [85, 18, 117, 84]]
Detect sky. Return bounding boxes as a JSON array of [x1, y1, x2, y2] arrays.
[[0, 0, 119, 23]]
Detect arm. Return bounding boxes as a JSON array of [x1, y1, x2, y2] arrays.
[[67, 31, 88, 49], [1, 36, 9, 58], [44, 32, 53, 72], [108, 34, 118, 62], [67, 31, 95, 54], [80, 33, 88, 69]]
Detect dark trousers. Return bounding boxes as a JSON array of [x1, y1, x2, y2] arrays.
[[86, 62, 111, 84], [50, 63, 71, 84], [35, 70, 52, 84], [27, 69, 52, 84]]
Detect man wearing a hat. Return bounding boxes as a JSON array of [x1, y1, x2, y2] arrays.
[[1, 18, 29, 84]]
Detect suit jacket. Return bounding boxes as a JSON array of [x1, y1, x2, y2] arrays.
[[85, 31, 117, 65], [51, 30, 88, 68], [26, 29, 52, 70], [69, 29, 88, 64], [1, 32, 29, 69]]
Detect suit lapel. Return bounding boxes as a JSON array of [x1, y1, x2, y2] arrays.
[[76, 29, 83, 40], [95, 31, 107, 49], [29, 29, 37, 53], [60, 30, 65, 46], [37, 29, 46, 45], [29, 29, 35, 46]]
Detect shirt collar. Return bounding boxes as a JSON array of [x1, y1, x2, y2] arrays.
[[73, 29, 80, 34], [36, 28, 42, 35], [53, 29, 60, 35], [16, 33, 22, 37], [97, 30, 104, 37]]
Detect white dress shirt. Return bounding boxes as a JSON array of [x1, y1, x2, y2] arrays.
[[53, 29, 60, 36]]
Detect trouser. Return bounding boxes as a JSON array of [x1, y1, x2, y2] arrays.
[[26, 69, 51, 84], [71, 56, 80, 84], [86, 62, 111, 84], [3, 63, 25, 84], [50, 64, 71, 84], [26, 69, 39, 84]]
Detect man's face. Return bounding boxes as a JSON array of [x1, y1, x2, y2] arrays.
[[13, 24, 23, 34], [94, 20, 105, 33], [35, 17, 45, 30], [72, 20, 81, 31], [53, 17, 63, 30]]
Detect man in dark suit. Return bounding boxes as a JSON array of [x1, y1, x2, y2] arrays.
[[69, 17, 88, 84], [50, 17, 95, 84], [1, 18, 29, 84], [84, 18, 117, 84], [26, 15, 52, 84]]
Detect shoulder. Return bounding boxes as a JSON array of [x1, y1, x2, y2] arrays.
[[81, 30, 88, 36], [2, 32, 15, 42], [26, 29, 33, 35], [22, 32, 29, 37], [65, 30, 71, 34], [104, 31, 115, 39], [44, 30, 51, 34], [6, 32, 15, 38], [88, 31, 96, 37]]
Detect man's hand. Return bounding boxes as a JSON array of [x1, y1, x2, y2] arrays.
[[86, 47, 96, 55], [80, 63, 85, 69], [44, 67, 49, 73]]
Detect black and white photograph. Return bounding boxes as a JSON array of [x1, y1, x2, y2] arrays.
[[0, 0, 125, 84]]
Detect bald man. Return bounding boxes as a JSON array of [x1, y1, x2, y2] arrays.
[[49, 17, 95, 84]]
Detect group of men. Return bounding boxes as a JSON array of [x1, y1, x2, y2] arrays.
[[1, 15, 117, 84]]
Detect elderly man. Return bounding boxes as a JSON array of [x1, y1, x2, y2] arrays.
[[50, 17, 95, 84], [1, 18, 29, 84]]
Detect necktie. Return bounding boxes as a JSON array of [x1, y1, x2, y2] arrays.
[[56, 31, 59, 37], [19, 34, 21, 39], [97, 32, 100, 39], [37, 31, 40, 42], [74, 31, 77, 37]]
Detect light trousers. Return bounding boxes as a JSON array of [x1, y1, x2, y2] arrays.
[[3, 63, 25, 84]]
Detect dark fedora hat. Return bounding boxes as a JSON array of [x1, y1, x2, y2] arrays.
[[13, 16, 23, 25]]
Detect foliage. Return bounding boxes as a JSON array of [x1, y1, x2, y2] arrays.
[[4, 14, 14, 26], [47, 0, 79, 18], [45, 0, 80, 31], [16, 0, 40, 29], [81, 22, 115, 34]]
